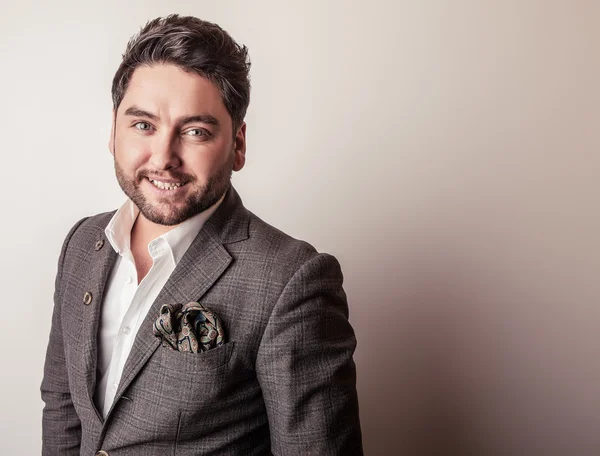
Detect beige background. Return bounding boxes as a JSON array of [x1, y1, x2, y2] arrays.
[[1, 1, 599, 454]]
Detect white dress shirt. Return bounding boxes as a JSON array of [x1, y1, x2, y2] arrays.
[[94, 197, 223, 417]]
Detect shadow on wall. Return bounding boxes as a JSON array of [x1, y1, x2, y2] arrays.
[[351, 210, 600, 455], [351, 234, 482, 456]]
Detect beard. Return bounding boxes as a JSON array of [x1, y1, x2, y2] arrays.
[[114, 153, 233, 226]]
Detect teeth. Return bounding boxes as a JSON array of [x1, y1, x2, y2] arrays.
[[149, 179, 182, 190]]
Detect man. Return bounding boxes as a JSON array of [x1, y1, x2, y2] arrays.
[[41, 14, 362, 456]]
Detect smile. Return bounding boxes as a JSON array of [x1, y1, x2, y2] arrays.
[[148, 178, 183, 190]]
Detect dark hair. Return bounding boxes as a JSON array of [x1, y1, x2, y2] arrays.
[[111, 14, 251, 133]]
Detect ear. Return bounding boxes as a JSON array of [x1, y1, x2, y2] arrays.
[[232, 122, 246, 172], [108, 110, 116, 155]]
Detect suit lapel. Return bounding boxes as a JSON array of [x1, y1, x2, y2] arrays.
[[108, 186, 250, 417], [77, 223, 118, 422]]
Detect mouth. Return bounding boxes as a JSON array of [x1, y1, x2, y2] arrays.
[[147, 178, 185, 191]]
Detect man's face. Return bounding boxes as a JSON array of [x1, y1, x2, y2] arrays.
[[110, 64, 246, 226]]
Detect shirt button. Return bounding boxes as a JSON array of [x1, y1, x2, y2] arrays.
[[125, 276, 132, 284], [122, 326, 131, 335], [96, 451, 109, 456], [112, 383, 118, 390]]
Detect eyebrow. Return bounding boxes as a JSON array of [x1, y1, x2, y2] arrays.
[[123, 106, 220, 127]]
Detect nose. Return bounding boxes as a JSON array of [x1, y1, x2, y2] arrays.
[[148, 133, 181, 170]]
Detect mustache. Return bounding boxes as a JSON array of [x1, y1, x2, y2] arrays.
[[136, 169, 194, 184]]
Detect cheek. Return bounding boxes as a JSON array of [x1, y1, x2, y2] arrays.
[[183, 141, 233, 176], [184, 155, 220, 177], [114, 135, 149, 170]]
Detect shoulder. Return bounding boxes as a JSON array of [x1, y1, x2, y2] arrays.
[[239, 209, 341, 281], [60, 210, 115, 255], [73, 210, 115, 234], [53, 210, 117, 292], [248, 209, 316, 255], [213, 186, 339, 271]]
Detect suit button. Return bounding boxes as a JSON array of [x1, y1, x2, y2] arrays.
[[96, 451, 109, 456], [94, 239, 105, 251], [83, 292, 93, 305]]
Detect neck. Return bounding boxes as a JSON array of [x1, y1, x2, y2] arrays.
[[131, 212, 178, 245]]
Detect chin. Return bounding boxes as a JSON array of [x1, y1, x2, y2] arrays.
[[139, 205, 191, 226]]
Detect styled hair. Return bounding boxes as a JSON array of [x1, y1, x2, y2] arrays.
[[111, 14, 251, 133]]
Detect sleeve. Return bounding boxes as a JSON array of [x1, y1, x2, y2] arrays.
[[255, 253, 363, 455], [41, 218, 88, 455]]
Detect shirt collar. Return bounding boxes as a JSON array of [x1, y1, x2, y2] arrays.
[[104, 194, 225, 265], [104, 200, 138, 257]]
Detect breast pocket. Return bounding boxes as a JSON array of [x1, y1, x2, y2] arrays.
[[119, 341, 237, 441], [132, 341, 236, 411], [158, 341, 236, 374]]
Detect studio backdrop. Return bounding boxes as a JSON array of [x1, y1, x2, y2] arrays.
[[1, 1, 599, 454]]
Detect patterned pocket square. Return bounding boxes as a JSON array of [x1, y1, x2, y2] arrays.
[[153, 301, 226, 353]]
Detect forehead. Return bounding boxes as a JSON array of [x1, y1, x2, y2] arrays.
[[118, 64, 230, 125]]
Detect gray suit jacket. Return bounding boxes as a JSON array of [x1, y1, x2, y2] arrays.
[[41, 187, 363, 455]]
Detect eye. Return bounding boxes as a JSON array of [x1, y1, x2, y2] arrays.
[[185, 128, 208, 137], [134, 122, 152, 131]]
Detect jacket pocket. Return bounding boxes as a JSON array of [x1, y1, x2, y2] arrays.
[[157, 341, 235, 374], [117, 341, 237, 441]]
